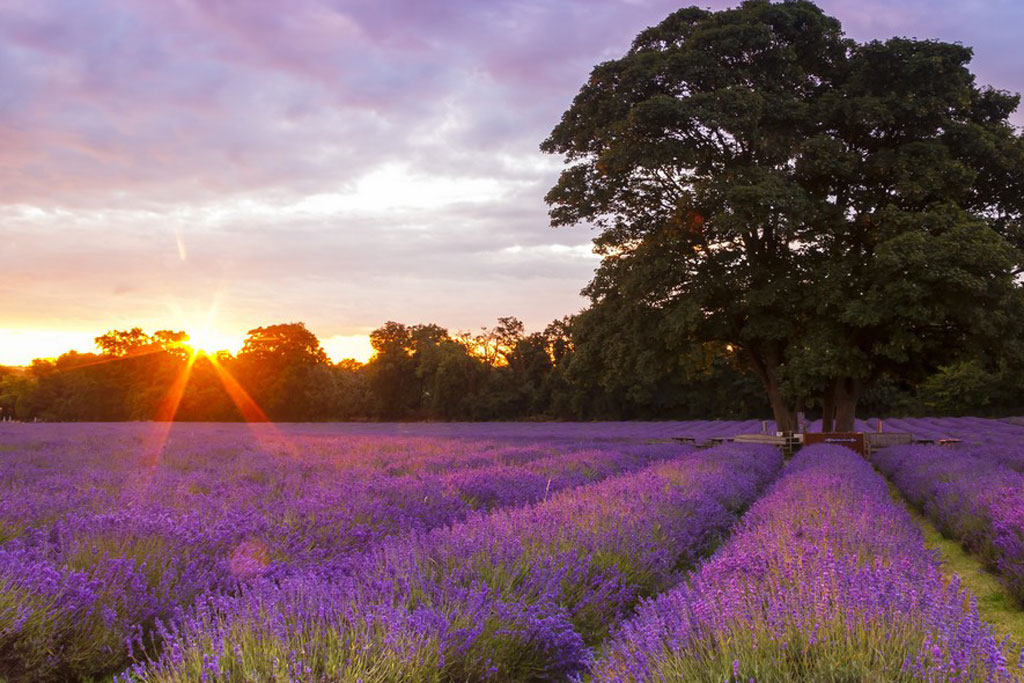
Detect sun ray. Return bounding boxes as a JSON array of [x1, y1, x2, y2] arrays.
[[132, 350, 199, 501], [154, 353, 198, 423], [43, 344, 167, 371], [205, 354, 302, 459], [205, 354, 269, 423]]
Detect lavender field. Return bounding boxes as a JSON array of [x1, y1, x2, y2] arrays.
[[0, 419, 1022, 682]]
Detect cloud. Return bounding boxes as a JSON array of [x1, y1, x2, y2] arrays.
[[3, 0, 1019, 207], [1, 0, 1021, 360]]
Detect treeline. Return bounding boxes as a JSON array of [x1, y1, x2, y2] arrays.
[[0, 312, 1022, 422]]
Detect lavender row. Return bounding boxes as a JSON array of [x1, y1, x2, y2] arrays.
[[234, 419, 767, 441], [0, 423, 592, 526], [592, 445, 1019, 683], [882, 417, 1024, 461], [873, 444, 1024, 603], [0, 439, 686, 682], [0, 423, 687, 549], [0, 417, 765, 537], [123, 443, 782, 682]]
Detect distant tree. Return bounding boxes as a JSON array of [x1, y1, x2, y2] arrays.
[[469, 325, 504, 369], [418, 338, 487, 419], [0, 366, 34, 420], [365, 322, 420, 418], [492, 317, 525, 368], [916, 322, 1024, 416], [367, 321, 412, 357], [173, 355, 242, 421], [563, 298, 765, 419], [236, 322, 332, 420], [364, 318, 560, 420], [14, 314, 1024, 422], [95, 328, 153, 357], [543, 0, 1024, 431], [153, 330, 190, 360], [238, 323, 328, 366], [19, 352, 125, 420], [409, 324, 448, 353], [331, 359, 371, 419], [543, 316, 575, 366], [917, 361, 997, 415], [408, 323, 463, 417]]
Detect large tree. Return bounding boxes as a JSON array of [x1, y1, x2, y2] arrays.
[[542, 0, 1024, 431], [236, 322, 333, 420]]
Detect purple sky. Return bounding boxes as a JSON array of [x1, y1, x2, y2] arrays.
[[2, 0, 1022, 363]]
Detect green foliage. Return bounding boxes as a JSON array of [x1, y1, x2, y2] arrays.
[[919, 361, 1000, 414], [234, 323, 334, 421], [562, 299, 767, 419], [542, 0, 1024, 430]]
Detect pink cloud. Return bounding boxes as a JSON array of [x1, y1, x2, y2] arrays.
[[1, 0, 1020, 352], [5, 0, 1017, 208]]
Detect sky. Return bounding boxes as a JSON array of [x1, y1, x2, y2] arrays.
[[2, 0, 1022, 365]]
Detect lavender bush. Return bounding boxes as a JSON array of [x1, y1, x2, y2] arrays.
[[124, 443, 781, 682], [0, 424, 694, 681], [592, 445, 1020, 683], [873, 443, 1024, 603], [881, 417, 1024, 459]]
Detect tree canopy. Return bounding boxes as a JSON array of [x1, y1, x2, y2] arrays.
[[542, 0, 1024, 431], [2, 312, 1023, 423]]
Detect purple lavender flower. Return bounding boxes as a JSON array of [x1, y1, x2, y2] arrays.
[[873, 443, 1024, 604], [592, 445, 1018, 683], [0, 422, 709, 681], [129, 442, 780, 681]]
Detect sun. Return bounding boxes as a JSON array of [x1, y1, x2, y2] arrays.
[[184, 328, 238, 356], [163, 299, 242, 357]]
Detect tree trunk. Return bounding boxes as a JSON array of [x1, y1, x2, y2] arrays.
[[745, 347, 797, 433], [821, 378, 836, 433], [833, 377, 860, 432], [768, 384, 798, 433]]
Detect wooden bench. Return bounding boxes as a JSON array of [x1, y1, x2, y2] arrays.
[[866, 432, 913, 451], [733, 433, 800, 456]]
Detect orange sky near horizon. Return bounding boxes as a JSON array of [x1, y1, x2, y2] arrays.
[[0, 328, 376, 367]]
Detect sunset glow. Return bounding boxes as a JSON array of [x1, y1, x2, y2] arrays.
[[321, 334, 375, 364], [4, 0, 1016, 367], [0, 327, 374, 366], [182, 329, 241, 356], [0, 329, 99, 366], [2, 0, 1023, 679]]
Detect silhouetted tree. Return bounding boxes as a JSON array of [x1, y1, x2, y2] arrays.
[[236, 323, 332, 421], [95, 328, 153, 357], [365, 322, 420, 418], [331, 359, 371, 419], [543, 0, 1024, 431]]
